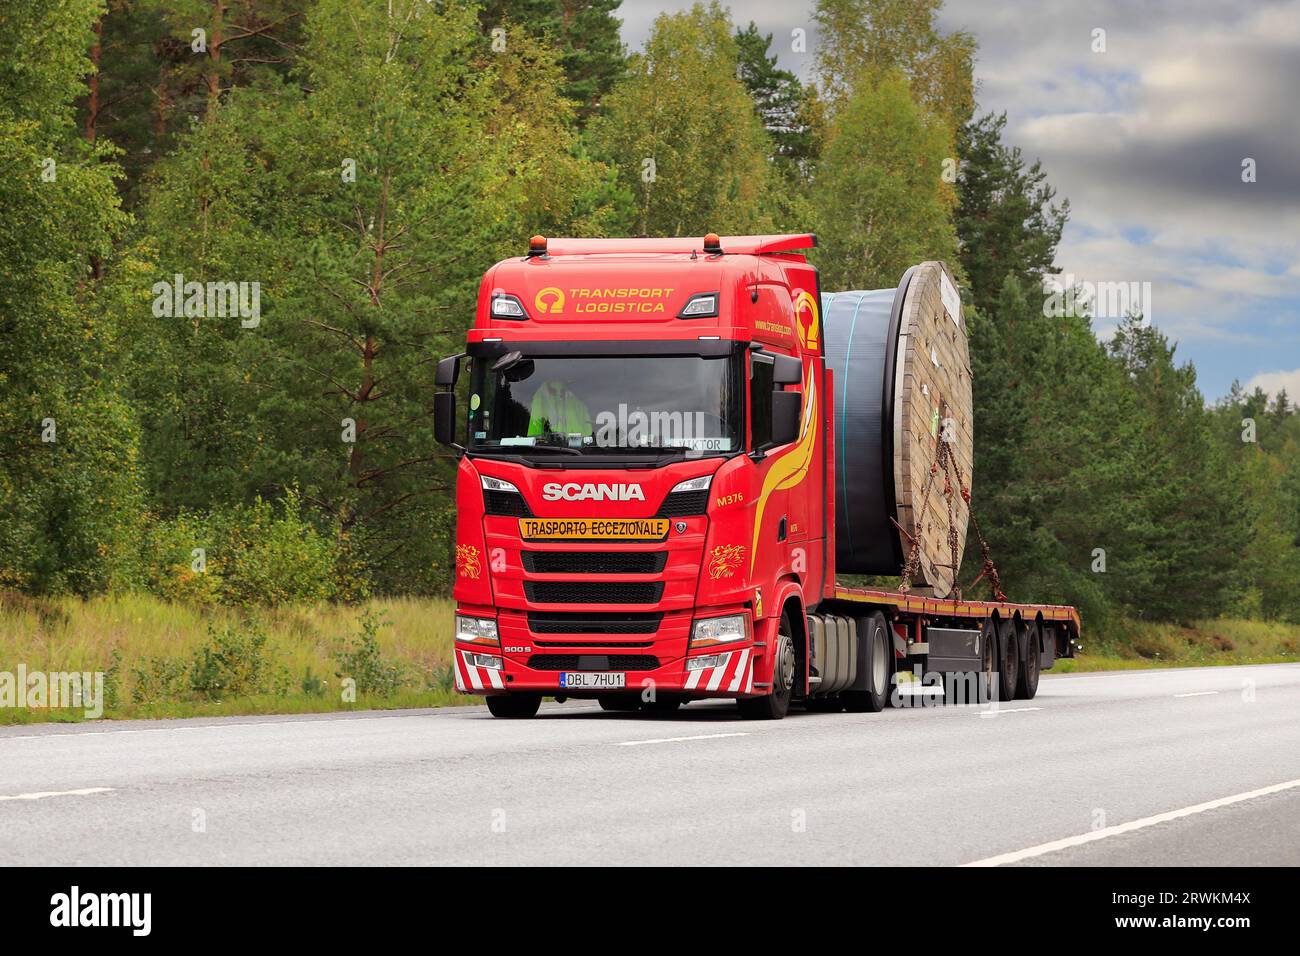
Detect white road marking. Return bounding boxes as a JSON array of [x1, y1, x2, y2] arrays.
[[977, 707, 1041, 718], [1173, 691, 1219, 698], [0, 787, 115, 802], [0, 712, 456, 742], [962, 777, 1300, 867], [618, 732, 748, 747]]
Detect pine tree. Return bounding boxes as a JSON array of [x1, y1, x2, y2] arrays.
[[478, 0, 626, 124], [956, 112, 1069, 318], [734, 21, 815, 171]]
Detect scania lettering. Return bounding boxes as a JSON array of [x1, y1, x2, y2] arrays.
[[542, 482, 646, 502]]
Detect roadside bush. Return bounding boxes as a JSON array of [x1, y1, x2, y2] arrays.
[[189, 618, 287, 699], [130, 655, 190, 704], [140, 489, 360, 606], [334, 610, 406, 697]]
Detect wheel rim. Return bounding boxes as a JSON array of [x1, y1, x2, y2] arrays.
[[774, 629, 796, 697], [872, 627, 888, 694]]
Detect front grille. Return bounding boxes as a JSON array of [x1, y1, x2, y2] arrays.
[[656, 489, 709, 517], [528, 612, 663, 634], [525, 581, 663, 604], [484, 489, 531, 517], [532, 639, 654, 648], [527, 654, 661, 671], [522, 551, 667, 574]]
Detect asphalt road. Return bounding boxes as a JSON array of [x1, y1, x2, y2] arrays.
[[2, 663, 1299, 866]]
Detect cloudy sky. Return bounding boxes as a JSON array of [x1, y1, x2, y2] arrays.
[[620, 0, 1300, 401]]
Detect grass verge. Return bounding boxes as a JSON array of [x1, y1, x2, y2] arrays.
[[1050, 617, 1300, 672], [0, 592, 472, 724]]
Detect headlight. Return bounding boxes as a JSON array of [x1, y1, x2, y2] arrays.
[[455, 615, 499, 646], [480, 475, 520, 494], [690, 613, 747, 647], [490, 294, 528, 319], [669, 474, 712, 494], [677, 292, 719, 318]]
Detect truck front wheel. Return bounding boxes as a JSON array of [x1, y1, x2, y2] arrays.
[[486, 693, 541, 719], [737, 611, 796, 720]]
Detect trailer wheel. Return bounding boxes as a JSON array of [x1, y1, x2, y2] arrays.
[[996, 620, 1018, 702], [486, 693, 541, 719], [1016, 622, 1041, 700], [737, 611, 796, 720], [844, 611, 890, 712], [979, 620, 998, 703]]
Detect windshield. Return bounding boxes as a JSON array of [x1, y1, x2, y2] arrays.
[[467, 353, 741, 455]]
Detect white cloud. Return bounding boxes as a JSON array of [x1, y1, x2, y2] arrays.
[[1246, 368, 1300, 400]]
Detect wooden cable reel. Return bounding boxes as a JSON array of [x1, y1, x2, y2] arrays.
[[822, 261, 972, 595]]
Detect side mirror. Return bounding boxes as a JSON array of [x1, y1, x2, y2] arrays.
[[771, 352, 802, 385], [769, 391, 801, 447], [435, 353, 464, 388], [434, 391, 457, 447]]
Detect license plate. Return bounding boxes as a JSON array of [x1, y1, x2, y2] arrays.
[[559, 672, 626, 689], [518, 517, 669, 541]]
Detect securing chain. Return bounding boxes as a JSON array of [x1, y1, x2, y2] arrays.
[[897, 432, 1008, 603]]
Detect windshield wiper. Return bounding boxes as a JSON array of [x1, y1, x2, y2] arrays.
[[472, 444, 583, 456]]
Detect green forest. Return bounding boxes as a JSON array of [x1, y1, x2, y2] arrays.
[[2, 0, 1298, 649]]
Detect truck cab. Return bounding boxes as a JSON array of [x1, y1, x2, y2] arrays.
[[436, 234, 832, 718]]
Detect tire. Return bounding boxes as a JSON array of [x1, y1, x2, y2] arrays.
[[996, 619, 1018, 703], [1016, 621, 1041, 700], [486, 693, 541, 719], [597, 695, 640, 712], [979, 620, 998, 704], [737, 610, 796, 720], [844, 611, 890, 712]]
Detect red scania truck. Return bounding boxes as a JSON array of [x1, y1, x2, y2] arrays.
[[434, 233, 1079, 719]]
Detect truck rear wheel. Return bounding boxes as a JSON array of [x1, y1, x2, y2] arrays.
[[996, 620, 1018, 702], [737, 611, 796, 720], [1016, 622, 1041, 700], [486, 693, 541, 719], [844, 611, 890, 712]]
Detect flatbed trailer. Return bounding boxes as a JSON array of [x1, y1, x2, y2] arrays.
[[435, 234, 1078, 718]]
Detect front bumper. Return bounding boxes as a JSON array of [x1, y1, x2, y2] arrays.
[[452, 638, 759, 698]]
